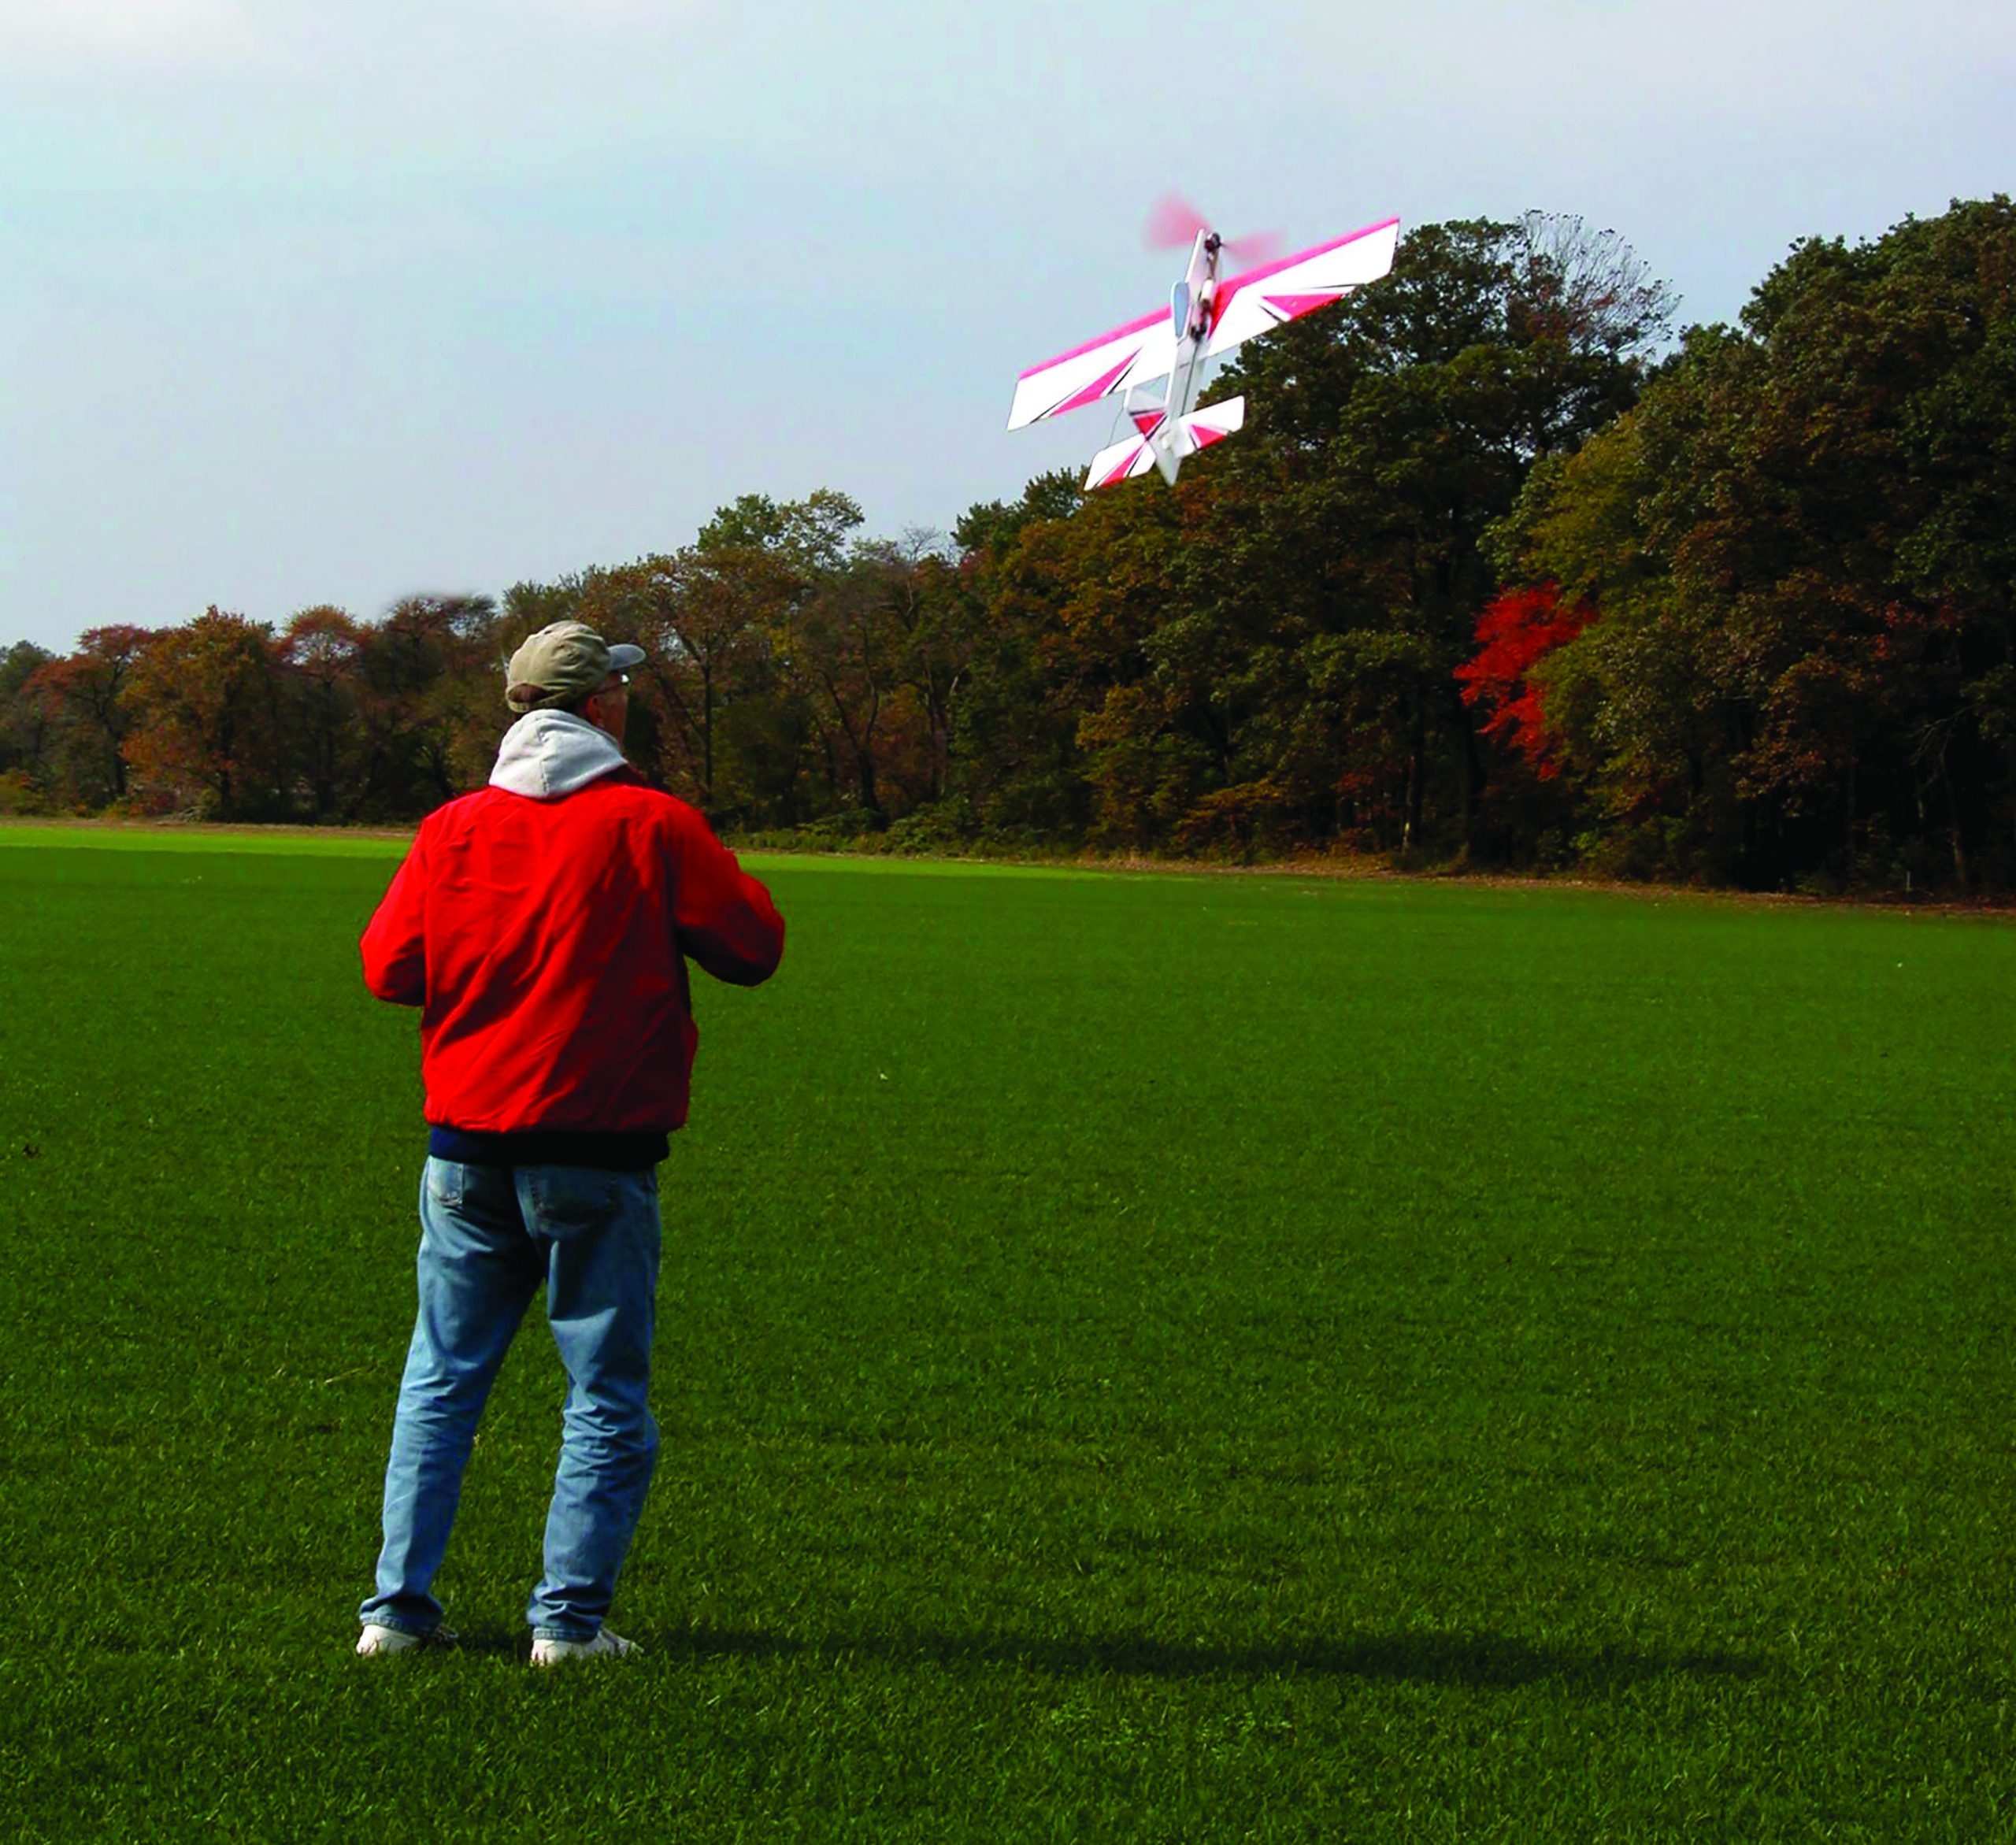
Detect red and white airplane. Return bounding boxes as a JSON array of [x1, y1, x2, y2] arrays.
[[1007, 206, 1399, 490]]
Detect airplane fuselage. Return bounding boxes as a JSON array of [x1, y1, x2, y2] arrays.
[[1136, 231, 1222, 483]]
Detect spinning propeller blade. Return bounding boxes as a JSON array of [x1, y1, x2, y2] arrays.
[[1143, 193, 1209, 250], [1143, 195, 1282, 266], [1221, 229, 1284, 266]]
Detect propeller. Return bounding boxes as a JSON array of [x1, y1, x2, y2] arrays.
[[1143, 192, 1283, 267]]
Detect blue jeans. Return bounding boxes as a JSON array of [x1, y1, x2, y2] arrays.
[[359, 1158, 662, 1642]]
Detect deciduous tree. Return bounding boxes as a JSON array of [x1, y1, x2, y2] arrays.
[[124, 610, 285, 818]]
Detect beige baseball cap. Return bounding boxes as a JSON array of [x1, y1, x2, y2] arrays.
[[505, 621, 646, 713]]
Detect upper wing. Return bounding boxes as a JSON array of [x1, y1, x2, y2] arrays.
[[1205, 217, 1399, 359], [1006, 306, 1178, 430]]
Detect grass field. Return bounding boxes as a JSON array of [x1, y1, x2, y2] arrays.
[[2, 826, 2012, 1842]]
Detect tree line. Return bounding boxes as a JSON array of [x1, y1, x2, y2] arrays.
[[4, 199, 2010, 891]]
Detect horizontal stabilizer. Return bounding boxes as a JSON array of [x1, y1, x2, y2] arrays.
[[1083, 396, 1245, 491], [1083, 428, 1162, 489]]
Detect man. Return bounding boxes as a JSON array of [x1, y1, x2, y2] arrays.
[[354, 620, 784, 1665]]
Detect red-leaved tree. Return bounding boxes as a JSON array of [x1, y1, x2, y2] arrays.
[[1455, 583, 1592, 779]]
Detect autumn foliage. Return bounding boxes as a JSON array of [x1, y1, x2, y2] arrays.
[[1455, 584, 1592, 778]]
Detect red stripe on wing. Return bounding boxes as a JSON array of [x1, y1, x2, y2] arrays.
[[1017, 305, 1166, 381], [1221, 216, 1399, 295], [1097, 445, 1146, 488], [1262, 291, 1343, 321], [1048, 354, 1136, 418]]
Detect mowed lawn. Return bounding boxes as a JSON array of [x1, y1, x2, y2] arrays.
[[1, 828, 2011, 1843]]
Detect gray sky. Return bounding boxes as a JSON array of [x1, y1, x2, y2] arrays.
[[4, 0, 2010, 654]]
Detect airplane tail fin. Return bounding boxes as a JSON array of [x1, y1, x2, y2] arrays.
[[1082, 397, 1247, 491]]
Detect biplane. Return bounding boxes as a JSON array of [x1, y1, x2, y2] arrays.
[[1006, 206, 1399, 489]]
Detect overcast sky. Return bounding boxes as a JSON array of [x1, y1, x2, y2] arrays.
[[3, 0, 2011, 654]]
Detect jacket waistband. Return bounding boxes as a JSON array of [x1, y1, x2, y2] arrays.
[[429, 1125, 669, 1171]]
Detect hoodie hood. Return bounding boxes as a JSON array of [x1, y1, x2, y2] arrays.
[[489, 709, 628, 799]]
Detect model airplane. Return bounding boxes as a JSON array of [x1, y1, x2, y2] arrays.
[[1006, 207, 1400, 490]]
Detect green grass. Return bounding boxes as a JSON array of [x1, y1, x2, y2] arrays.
[[2, 831, 2012, 1841]]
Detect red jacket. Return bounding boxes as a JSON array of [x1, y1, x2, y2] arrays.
[[361, 768, 784, 1134]]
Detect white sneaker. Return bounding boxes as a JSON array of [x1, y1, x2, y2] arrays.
[[530, 1628, 640, 1666], [356, 1623, 457, 1657]]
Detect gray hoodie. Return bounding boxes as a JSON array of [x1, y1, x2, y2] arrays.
[[488, 710, 628, 800]]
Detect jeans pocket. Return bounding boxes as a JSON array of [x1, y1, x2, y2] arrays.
[[524, 1165, 620, 1241], [422, 1157, 465, 1213]]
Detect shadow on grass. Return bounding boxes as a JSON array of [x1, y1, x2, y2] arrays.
[[555, 1625, 1770, 1690]]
